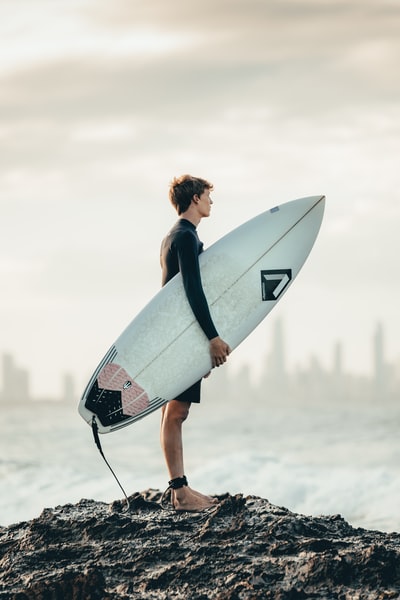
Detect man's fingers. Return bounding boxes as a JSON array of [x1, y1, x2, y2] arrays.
[[210, 337, 231, 368], [212, 353, 228, 368]]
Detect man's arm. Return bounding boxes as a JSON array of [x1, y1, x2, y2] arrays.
[[177, 232, 230, 368]]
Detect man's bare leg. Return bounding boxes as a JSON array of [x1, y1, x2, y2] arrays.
[[160, 400, 216, 511]]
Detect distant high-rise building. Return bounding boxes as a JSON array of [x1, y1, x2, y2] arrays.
[[373, 322, 386, 399], [262, 318, 288, 398], [1, 353, 30, 403], [331, 341, 344, 401], [270, 318, 286, 380], [17, 368, 30, 402], [2, 354, 14, 401], [333, 341, 343, 377], [62, 373, 76, 403]]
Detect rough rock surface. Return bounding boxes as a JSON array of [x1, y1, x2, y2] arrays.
[[1, 491, 400, 599]]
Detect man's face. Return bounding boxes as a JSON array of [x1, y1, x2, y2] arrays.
[[196, 188, 213, 218]]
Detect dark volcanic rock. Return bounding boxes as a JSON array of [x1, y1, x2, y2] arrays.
[[1, 491, 400, 599]]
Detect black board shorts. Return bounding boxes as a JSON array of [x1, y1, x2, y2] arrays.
[[175, 379, 201, 403]]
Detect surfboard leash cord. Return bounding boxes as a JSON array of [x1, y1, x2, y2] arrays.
[[91, 416, 130, 511]]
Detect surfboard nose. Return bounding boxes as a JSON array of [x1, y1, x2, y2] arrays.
[[313, 195, 326, 220], [273, 195, 325, 224], [313, 195, 325, 210], [302, 195, 325, 207], [297, 195, 325, 222], [302, 195, 325, 233]]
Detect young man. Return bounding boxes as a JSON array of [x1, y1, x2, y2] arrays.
[[160, 174, 231, 512]]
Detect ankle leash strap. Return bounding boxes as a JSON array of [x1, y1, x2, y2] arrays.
[[168, 476, 188, 489]]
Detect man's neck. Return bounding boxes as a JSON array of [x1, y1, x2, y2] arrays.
[[179, 206, 201, 227]]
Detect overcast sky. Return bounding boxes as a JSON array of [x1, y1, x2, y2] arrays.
[[1, 0, 400, 397]]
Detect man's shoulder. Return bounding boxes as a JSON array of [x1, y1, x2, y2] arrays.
[[168, 220, 198, 244]]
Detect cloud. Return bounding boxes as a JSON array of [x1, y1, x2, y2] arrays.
[[1, 0, 400, 394], [1, 0, 399, 128]]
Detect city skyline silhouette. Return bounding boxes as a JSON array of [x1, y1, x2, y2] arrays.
[[1, 319, 396, 405]]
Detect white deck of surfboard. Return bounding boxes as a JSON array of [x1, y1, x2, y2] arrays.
[[79, 195, 325, 433]]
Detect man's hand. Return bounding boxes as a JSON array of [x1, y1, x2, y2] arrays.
[[209, 336, 231, 368]]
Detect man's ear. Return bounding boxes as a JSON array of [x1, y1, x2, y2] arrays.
[[193, 194, 200, 204]]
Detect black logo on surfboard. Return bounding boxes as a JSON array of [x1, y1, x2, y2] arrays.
[[261, 269, 292, 301]]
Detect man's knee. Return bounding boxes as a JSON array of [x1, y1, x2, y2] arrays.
[[165, 400, 190, 424]]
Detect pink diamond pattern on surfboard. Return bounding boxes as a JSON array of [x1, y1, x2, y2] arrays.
[[97, 363, 150, 417]]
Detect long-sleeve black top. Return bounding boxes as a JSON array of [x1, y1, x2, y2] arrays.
[[160, 218, 218, 341]]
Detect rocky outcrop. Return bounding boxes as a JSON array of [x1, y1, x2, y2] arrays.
[[1, 491, 400, 599]]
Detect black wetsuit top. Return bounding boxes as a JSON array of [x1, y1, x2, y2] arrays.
[[160, 218, 218, 340]]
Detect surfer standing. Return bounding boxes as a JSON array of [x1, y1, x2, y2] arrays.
[[160, 174, 231, 512]]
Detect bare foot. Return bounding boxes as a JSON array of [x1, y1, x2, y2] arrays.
[[189, 487, 219, 504], [173, 487, 216, 512]]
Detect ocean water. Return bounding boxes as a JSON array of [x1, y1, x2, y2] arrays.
[[1, 387, 399, 533]]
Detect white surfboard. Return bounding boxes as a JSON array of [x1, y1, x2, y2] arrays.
[[79, 195, 325, 433]]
